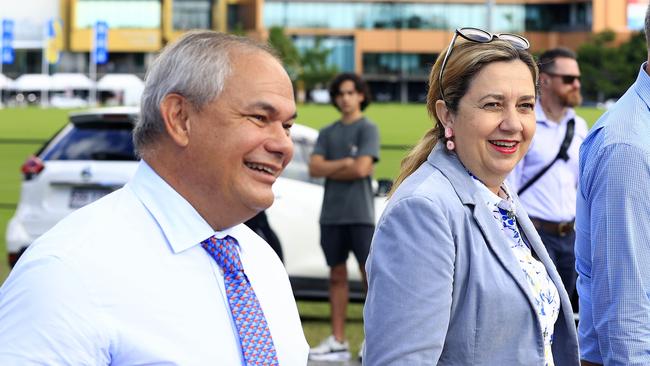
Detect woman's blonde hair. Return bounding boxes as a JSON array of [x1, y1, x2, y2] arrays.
[[389, 39, 538, 196]]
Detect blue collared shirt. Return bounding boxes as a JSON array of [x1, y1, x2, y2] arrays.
[[575, 63, 650, 365], [0, 161, 308, 365], [508, 103, 588, 221]]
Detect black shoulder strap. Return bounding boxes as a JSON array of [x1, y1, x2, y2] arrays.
[[518, 118, 575, 196]]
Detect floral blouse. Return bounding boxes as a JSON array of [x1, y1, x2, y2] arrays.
[[473, 179, 561, 366]]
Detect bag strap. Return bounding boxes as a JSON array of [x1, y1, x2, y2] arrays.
[[518, 118, 575, 196]]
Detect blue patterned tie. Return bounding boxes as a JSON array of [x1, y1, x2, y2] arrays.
[[201, 235, 279, 365]]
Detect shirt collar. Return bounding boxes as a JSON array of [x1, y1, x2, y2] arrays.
[[469, 174, 516, 215], [534, 100, 576, 127], [127, 160, 247, 254], [634, 62, 650, 110]]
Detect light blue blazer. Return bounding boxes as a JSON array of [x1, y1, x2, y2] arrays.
[[364, 144, 579, 365]]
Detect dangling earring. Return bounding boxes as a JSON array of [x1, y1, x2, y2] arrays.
[[444, 127, 455, 151], [446, 140, 455, 151]]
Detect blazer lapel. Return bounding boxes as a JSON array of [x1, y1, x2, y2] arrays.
[[470, 195, 540, 311], [427, 145, 539, 312]]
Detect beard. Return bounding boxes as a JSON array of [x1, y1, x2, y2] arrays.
[[561, 89, 583, 107]]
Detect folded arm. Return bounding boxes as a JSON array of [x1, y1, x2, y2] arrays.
[[309, 154, 374, 181]]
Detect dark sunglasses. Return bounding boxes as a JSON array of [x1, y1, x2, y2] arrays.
[[545, 72, 580, 85], [438, 27, 530, 103]]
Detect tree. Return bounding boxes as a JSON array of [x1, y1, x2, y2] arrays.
[[578, 30, 647, 102], [267, 26, 301, 81], [267, 27, 339, 102], [299, 37, 339, 92]]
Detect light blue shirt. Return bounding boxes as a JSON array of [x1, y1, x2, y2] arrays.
[[575, 63, 650, 365], [509, 103, 588, 221], [0, 161, 308, 365]]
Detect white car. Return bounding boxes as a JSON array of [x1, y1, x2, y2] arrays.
[[6, 107, 389, 300]]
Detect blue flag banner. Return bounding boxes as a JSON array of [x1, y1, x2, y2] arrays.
[[94, 21, 108, 65], [2, 19, 14, 65]]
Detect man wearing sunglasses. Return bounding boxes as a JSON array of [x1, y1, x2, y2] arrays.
[[509, 47, 588, 308]]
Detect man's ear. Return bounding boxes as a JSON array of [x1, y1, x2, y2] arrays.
[[435, 99, 454, 128], [159, 93, 191, 147], [539, 73, 550, 86]]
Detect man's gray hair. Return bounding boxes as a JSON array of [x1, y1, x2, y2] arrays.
[[134, 30, 276, 154]]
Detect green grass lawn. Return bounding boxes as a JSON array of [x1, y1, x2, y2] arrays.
[[0, 104, 605, 352]]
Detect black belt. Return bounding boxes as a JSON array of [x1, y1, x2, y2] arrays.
[[530, 217, 575, 237]]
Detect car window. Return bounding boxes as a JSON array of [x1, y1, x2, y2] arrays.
[[41, 123, 137, 161], [282, 137, 323, 185]]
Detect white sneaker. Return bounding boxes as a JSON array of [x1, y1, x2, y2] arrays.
[[358, 339, 365, 362], [308, 335, 351, 361]]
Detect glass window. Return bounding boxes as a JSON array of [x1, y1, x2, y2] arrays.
[[264, 1, 525, 31], [227, 4, 242, 30], [281, 136, 323, 185], [42, 123, 137, 161], [293, 36, 354, 73], [494, 5, 526, 32], [363, 53, 436, 77], [525, 3, 591, 31], [407, 81, 427, 103], [0, 50, 42, 76], [367, 81, 398, 102], [173, 0, 211, 30], [75, 0, 161, 29], [105, 53, 147, 76]]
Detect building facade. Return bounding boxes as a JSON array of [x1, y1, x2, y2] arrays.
[[0, 0, 643, 101], [263, 0, 638, 102]]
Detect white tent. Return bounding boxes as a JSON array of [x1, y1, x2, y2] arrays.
[[50, 73, 95, 90], [0, 74, 13, 89], [11, 74, 52, 91], [97, 74, 144, 106], [97, 73, 144, 90]]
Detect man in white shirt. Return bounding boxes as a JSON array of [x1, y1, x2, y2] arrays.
[[0, 31, 308, 365], [509, 47, 588, 305]]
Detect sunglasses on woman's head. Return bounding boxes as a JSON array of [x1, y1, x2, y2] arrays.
[[438, 27, 530, 104]]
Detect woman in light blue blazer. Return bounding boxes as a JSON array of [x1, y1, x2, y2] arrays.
[[364, 27, 580, 365]]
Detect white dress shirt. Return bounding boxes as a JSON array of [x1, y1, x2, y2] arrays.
[[0, 161, 308, 365], [508, 103, 589, 221]]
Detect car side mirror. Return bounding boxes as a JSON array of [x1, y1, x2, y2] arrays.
[[375, 178, 393, 197]]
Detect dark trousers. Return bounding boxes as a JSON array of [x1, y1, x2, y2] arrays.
[[538, 229, 577, 305]]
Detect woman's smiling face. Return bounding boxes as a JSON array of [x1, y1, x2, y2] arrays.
[[443, 59, 536, 192]]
